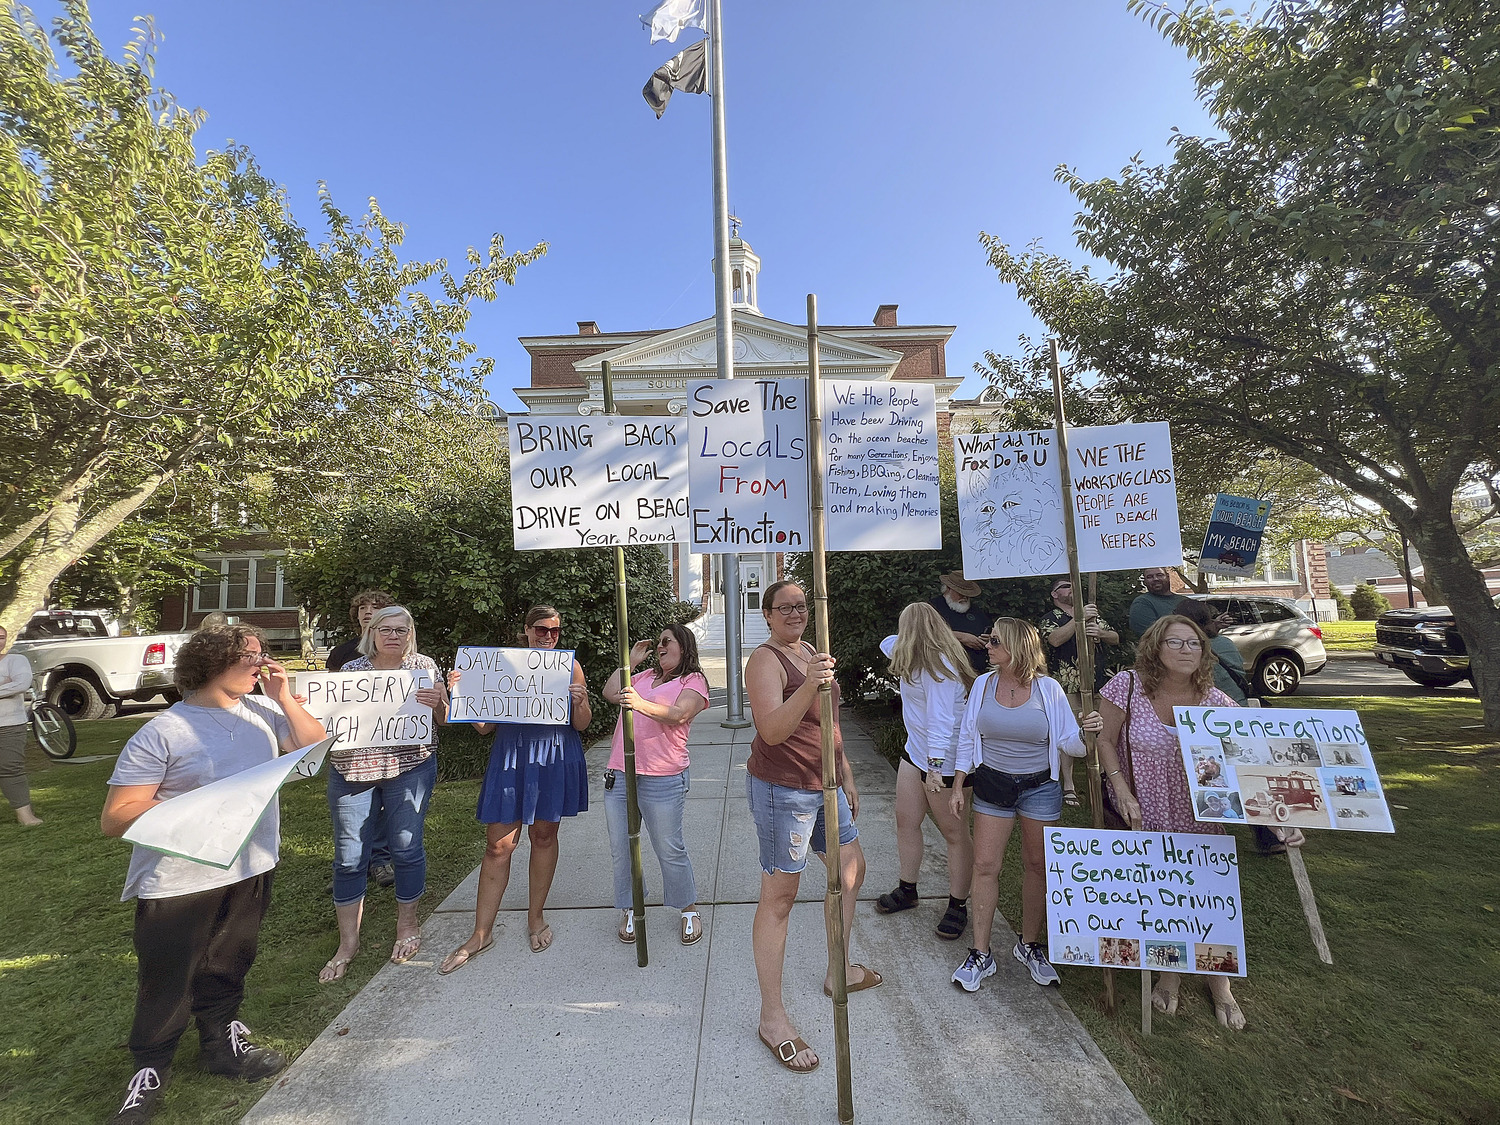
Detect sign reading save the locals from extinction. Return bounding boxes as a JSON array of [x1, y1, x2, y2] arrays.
[[508, 416, 688, 550], [687, 379, 809, 553], [1174, 706, 1394, 833], [296, 670, 436, 750], [822, 380, 941, 551], [1198, 494, 1273, 577], [1045, 826, 1247, 977], [449, 646, 575, 726]]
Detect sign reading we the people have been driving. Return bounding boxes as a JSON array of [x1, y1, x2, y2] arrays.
[[687, 379, 808, 553], [822, 380, 941, 551], [296, 670, 436, 751], [1045, 827, 1247, 977], [1198, 494, 1273, 577], [449, 646, 575, 725], [507, 416, 688, 550]]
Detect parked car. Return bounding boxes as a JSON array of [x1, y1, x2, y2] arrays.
[[1181, 594, 1328, 697], [14, 609, 185, 720], [1372, 593, 1499, 688]]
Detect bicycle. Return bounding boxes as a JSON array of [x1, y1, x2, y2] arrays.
[[26, 683, 76, 759]]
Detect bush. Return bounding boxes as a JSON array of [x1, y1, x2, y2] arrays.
[[1349, 582, 1391, 620], [1331, 586, 1355, 620], [667, 600, 703, 626]]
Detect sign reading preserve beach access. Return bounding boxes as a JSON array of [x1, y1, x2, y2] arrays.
[[296, 669, 436, 751], [508, 416, 688, 550], [823, 380, 941, 551], [449, 647, 575, 726]]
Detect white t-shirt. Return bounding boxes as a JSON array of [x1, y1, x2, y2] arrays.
[[109, 696, 292, 900], [880, 635, 969, 775]]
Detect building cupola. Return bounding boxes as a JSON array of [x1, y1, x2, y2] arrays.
[[713, 215, 761, 314]]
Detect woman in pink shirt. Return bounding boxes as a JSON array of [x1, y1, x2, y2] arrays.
[[602, 623, 710, 945]]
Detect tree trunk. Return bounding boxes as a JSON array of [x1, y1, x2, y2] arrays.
[[1406, 515, 1500, 733]]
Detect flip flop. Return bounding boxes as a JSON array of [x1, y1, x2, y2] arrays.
[[318, 954, 356, 984], [759, 1032, 819, 1074], [1214, 997, 1246, 1030], [1062, 791, 1081, 807], [437, 939, 494, 976], [528, 923, 554, 953], [1151, 980, 1180, 1016], [823, 964, 882, 998], [618, 910, 635, 944], [390, 933, 422, 965]]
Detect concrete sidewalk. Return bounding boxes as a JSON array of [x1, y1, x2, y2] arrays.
[[244, 693, 1148, 1125]]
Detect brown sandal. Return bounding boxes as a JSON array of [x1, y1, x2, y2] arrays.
[[823, 964, 882, 998], [759, 1032, 819, 1073]]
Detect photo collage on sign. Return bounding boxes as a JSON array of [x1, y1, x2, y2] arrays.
[[1175, 707, 1395, 834]]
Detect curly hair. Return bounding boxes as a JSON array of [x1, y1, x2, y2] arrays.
[[348, 588, 395, 623], [1134, 615, 1216, 698], [988, 617, 1047, 685], [889, 602, 976, 689], [175, 624, 265, 693]]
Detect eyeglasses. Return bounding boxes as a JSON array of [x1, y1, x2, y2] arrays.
[[983, 636, 1005, 648], [235, 651, 269, 665], [530, 625, 561, 638], [771, 603, 808, 617], [1162, 637, 1203, 651], [375, 625, 411, 638]]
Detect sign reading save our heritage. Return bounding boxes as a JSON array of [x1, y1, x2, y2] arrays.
[[1198, 494, 1273, 577], [507, 416, 688, 550], [1045, 827, 1247, 977], [296, 670, 436, 751], [449, 646, 575, 725], [822, 380, 941, 551]]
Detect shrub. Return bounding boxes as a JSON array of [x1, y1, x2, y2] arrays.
[[1349, 582, 1391, 620], [1331, 586, 1355, 620], [667, 600, 703, 626]]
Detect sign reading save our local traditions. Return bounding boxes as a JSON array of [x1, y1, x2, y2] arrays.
[[822, 380, 941, 551], [1045, 826, 1247, 977], [688, 379, 809, 553], [449, 646, 575, 726], [296, 669, 436, 751], [508, 416, 688, 550], [1199, 494, 1273, 577], [1174, 706, 1394, 833]]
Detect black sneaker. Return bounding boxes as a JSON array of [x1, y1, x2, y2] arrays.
[[106, 1066, 168, 1124], [199, 1020, 287, 1081], [369, 862, 396, 888]]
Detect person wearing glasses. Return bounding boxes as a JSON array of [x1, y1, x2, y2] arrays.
[[318, 605, 449, 982], [948, 619, 1101, 993], [1096, 614, 1247, 1029], [601, 623, 710, 946], [100, 625, 327, 1125], [440, 604, 592, 972], [1038, 577, 1119, 807], [745, 581, 876, 1075]]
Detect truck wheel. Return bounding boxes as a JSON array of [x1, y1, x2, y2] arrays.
[[1401, 669, 1467, 688], [1255, 654, 1303, 696], [48, 675, 110, 721]]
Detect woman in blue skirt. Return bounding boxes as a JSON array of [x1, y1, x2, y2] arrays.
[[439, 605, 592, 970]]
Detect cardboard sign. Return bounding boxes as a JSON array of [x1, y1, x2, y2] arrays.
[[1199, 494, 1273, 577], [823, 380, 941, 551], [296, 670, 435, 750], [1046, 826, 1247, 976], [1069, 422, 1181, 571], [687, 379, 808, 553], [954, 430, 1066, 578], [449, 646, 575, 726], [1174, 706, 1394, 833], [508, 416, 688, 550]]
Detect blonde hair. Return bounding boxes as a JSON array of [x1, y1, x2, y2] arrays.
[[889, 602, 976, 690], [1135, 615, 1215, 698], [358, 605, 417, 660], [988, 617, 1047, 685]]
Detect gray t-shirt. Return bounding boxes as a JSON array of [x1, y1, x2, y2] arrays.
[[976, 690, 1050, 774], [109, 697, 292, 901]]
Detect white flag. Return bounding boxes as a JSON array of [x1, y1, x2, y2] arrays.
[[640, 0, 705, 43]]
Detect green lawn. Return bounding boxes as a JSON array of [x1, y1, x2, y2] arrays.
[[1319, 620, 1377, 652]]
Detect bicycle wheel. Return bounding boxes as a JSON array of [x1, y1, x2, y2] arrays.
[[31, 702, 78, 759]]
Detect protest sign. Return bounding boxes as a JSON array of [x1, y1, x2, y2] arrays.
[[1174, 706, 1394, 833], [124, 735, 337, 868], [508, 415, 688, 550], [295, 669, 436, 750], [687, 379, 808, 553], [823, 380, 941, 551], [1199, 494, 1273, 577], [953, 430, 1066, 578], [1045, 826, 1246, 976], [449, 646, 575, 725], [1069, 422, 1181, 572]]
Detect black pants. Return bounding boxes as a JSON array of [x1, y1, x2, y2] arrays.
[[129, 870, 274, 1071]]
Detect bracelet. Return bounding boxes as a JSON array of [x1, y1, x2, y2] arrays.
[[1106, 769, 1123, 778]]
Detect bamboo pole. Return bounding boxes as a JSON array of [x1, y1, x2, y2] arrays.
[[603, 361, 649, 967], [807, 294, 855, 1125], [1288, 842, 1334, 964]]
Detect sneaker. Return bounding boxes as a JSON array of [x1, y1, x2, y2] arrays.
[[951, 948, 997, 992], [369, 863, 396, 888], [106, 1066, 168, 1124], [199, 1020, 287, 1081], [1014, 939, 1061, 986]]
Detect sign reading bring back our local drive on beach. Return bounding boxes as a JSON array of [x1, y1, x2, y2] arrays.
[[449, 647, 575, 726], [1046, 827, 1247, 976], [1173, 706, 1395, 833]]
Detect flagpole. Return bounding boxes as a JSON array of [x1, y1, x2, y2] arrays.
[[706, 0, 750, 729]]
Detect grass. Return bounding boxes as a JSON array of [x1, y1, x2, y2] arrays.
[[852, 695, 1500, 1125], [1319, 620, 1378, 652]]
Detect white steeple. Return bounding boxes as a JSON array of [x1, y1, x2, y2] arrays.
[[714, 215, 761, 314]]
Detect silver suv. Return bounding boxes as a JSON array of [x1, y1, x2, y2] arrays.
[[1183, 594, 1328, 696]]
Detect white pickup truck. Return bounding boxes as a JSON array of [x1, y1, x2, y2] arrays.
[[15, 609, 186, 720]]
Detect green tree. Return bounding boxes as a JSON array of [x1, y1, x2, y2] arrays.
[[1350, 582, 1392, 620], [0, 3, 544, 636], [1331, 585, 1355, 620], [981, 0, 1500, 729]]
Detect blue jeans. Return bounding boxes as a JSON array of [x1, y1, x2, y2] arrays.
[[327, 755, 436, 907], [746, 774, 858, 876], [604, 769, 697, 910]]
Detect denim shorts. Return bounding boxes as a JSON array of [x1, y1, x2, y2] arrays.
[[972, 777, 1063, 822], [746, 774, 858, 875]]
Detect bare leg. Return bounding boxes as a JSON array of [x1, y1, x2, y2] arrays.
[[1017, 816, 1052, 944], [1207, 974, 1245, 1029], [1153, 971, 1182, 1015], [753, 870, 816, 1070], [925, 785, 973, 899], [318, 900, 363, 982], [893, 761, 927, 884], [395, 898, 421, 945], [968, 813, 1018, 955], [821, 840, 872, 993], [526, 820, 561, 942], [441, 821, 521, 971]]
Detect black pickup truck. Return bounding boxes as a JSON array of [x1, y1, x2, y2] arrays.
[[1373, 595, 1498, 687]]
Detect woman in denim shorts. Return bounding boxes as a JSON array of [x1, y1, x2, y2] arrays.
[[744, 580, 880, 1075], [948, 618, 1101, 993]]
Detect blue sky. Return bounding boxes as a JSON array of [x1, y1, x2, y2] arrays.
[[84, 0, 1213, 410]]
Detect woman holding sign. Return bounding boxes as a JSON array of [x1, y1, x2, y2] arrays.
[[602, 623, 710, 945], [440, 605, 592, 971], [319, 606, 449, 983], [1096, 615, 1247, 1029], [948, 619, 1101, 993]]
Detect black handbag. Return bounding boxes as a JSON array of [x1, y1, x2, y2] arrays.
[[971, 764, 1052, 808]]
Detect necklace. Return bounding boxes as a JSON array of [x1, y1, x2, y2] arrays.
[[994, 675, 1025, 704], [193, 696, 244, 741]]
